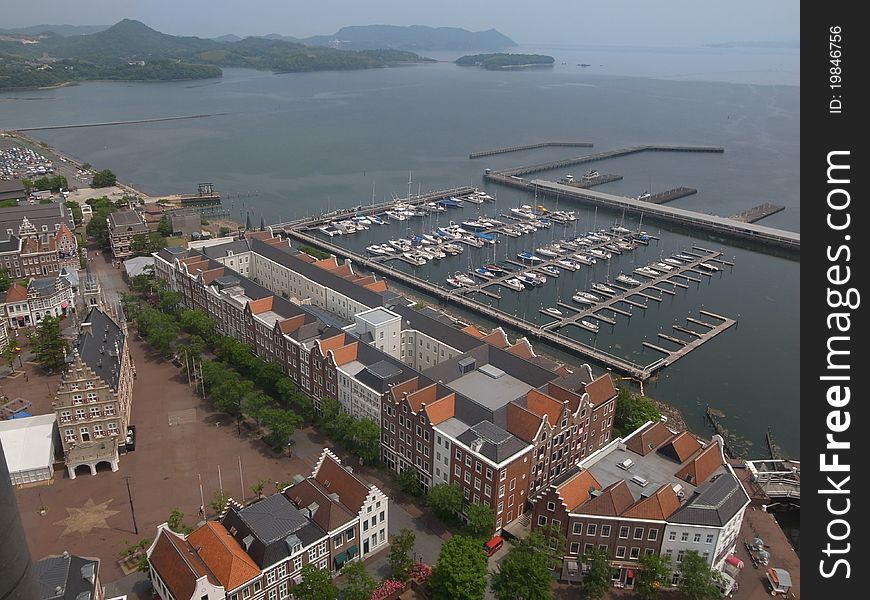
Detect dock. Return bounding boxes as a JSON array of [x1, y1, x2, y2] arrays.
[[643, 186, 697, 204], [469, 141, 593, 159], [558, 173, 623, 188], [729, 202, 786, 223]]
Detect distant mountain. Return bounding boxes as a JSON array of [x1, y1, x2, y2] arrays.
[[262, 33, 301, 43], [0, 19, 431, 91], [303, 25, 516, 51], [0, 23, 109, 36], [214, 34, 242, 43], [707, 40, 800, 49]]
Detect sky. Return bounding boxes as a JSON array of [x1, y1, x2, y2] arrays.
[[4, 0, 799, 46]]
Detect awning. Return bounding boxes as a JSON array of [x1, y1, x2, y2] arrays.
[[334, 550, 349, 568], [346, 544, 358, 558], [61, 302, 69, 308], [291, 574, 303, 585]]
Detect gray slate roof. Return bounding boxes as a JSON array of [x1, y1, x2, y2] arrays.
[[0, 203, 74, 240], [456, 420, 528, 464], [669, 472, 750, 527], [107, 210, 146, 230], [33, 554, 99, 600], [221, 493, 326, 569], [28, 276, 70, 299], [74, 308, 125, 392]]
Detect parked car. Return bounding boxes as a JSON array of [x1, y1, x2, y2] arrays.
[[125, 425, 136, 452], [483, 535, 504, 557]]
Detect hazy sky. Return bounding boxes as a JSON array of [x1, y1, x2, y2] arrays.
[[5, 0, 799, 46]]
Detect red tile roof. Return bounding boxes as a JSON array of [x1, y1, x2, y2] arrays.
[[149, 529, 215, 600], [676, 441, 722, 486], [406, 384, 438, 414], [285, 479, 355, 533], [424, 394, 455, 426], [623, 484, 681, 520], [544, 383, 583, 414], [330, 342, 359, 367], [583, 373, 617, 407], [295, 252, 316, 263], [316, 333, 347, 355], [667, 432, 703, 463], [557, 469, 603, 512], [461, 324, 485, 338], [187, 521, 260, 592], [390, 378, 420, 405], [506, 402, 543, 443], [277, 314, 307, 334], [314, 453, 371, 513], [247, 296, 273, 315], [625, 421, 674, 456], [313, 257, 340, 270], [201, 267, 225, 285], [480, 328, 509, 349], [579, 480, 635, 516], [526, 389, 564, 427], [3, 282, 28, 303], [364, 280, 388, 293], [506, 338, 535, 359]]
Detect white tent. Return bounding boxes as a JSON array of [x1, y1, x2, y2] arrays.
[[0, 414, 56, 485]]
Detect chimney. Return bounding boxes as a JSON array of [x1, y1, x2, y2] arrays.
[[80, 322, 93, 336]]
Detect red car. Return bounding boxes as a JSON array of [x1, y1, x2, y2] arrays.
[[483, 535, 504, 557]]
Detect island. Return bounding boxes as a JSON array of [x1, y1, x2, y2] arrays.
[[455, 53, 555, 70], [0, 20, 432, 91]]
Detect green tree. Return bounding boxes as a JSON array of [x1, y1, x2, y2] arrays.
[[294, 563, 337, 600], [636, 553, 672, 600], [167, 508, 193, 534], [179, 309, 217, 342], [130, 231, 167, 256], [157, 214, 172, 237], [427, 484, 464, 522], [516, 523, 566, 570], [242, 390, 270, 431], [338, 561, 378, 600], [344, 418, 380, 464], [614, 386, 661, 436], [678, 551, 723, 600], [210, 489, 230, 514], [0, 268, 10, 293], [490, 545, 553, 600], [388, 528, 416, 581], [251, 479, 269, 500], [85, 196, 117, 247], [430, 535, 488, 600], [261, 408, 301, 451], [1, 343, 18, 374], [157, 288, 182, 314], [465, 503, 496, 539], [27, 316, 69, 373], [396, 467, 423, 497], [91, 169, 117, 188], [582, 548, 611, 600]]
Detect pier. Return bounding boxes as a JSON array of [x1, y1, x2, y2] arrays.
[[469, 141, 593, 159], [643, 186, 697, 204], [729, 202, 786, 223], [13, 112, 230, 131], [558, 173, 623, 188]]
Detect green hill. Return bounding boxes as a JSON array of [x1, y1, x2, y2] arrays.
[[303, 25, 516, 51], [455, 53, 554, 69]]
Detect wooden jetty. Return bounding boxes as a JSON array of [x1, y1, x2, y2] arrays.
[[470, 141, 593, 159], [558, 173, 623, 188], [643, 186, 697, 204], [730, 202, 786, 223]]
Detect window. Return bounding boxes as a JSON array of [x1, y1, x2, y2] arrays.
[[500, 469, 507, 481], [600, 525, 611, 537], [499, 484, 505, 498], [681, 532, 689, 542], [474, 478, 481, 491], [570, 542, 580, 554], [648, 529, 658, 541], [455, 464, 461, 477], [486, 468, 493, 480], [644, 548, 655, 556], [706, 534, 715, 544], [333, 534, 343, 548], [552, 519, 560, 529], [671, 573, 681, 586], [587, 523, 597, 536], [475, 462, 482, 474], [465, 455, 472, 467], [583, 543, 594, 554], [693, 533, 702, 543], [279, 583, 288, 599], [630, 547, 641, 559], [268, 590, 277, 600], [664, 549, 673, 561], [615, 546, 627, 559], [456, 449, 462, 460], [573, 523, 583, 535], [266, 569, 277, 585], [464, 472, 471, 484], [538, 515, 547, 526], [363, 519, 369, 532], [380, 511, 385, 523], [599, 544, 608, 552], [633, 527, 644, 540], [676, 550, 685, 563], [547, 501, 556, 512], [93, 424, 104, 438], [509, 478, 516, 491], [668, 531, 677, 541], [619, 526, 629, 539]]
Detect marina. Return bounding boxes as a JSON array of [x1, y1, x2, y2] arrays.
[[730, 202, 787, 223]]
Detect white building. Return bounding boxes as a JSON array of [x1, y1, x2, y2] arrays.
[[0, 413, 56, 485], [348, 307, 402, 359]]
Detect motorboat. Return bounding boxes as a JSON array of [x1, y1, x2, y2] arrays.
[[653, 262, 674, 271], [366, 244, 388, 255], [576, 291, 601, 303], [663, 258, 683, 266], [438, 197, 463, 208], [474, 267, 496, 279], [592, 283, 617, 295], [580, 320, 600, 333], [454, 272, 476, 286], [318, 225, 342, 237], [572, 294, 596, 305], [636, 191, 652, 201], [423, 202, 446, 212], [385, 210, 407, 221], [544, 307, 563, 317], [442, 243, 463, 255], [699, 262, 720, 271], [403, 253, 427, 266], [462, 219, 491, 231], [539, 265, 560, 277], [674, 254, 694, 261], [388, 239, 410, 251], [446, 276, 465, 288], [369, 215, 386, 226], [379, 244, 397, 253], [573, 254, 595, 265], [535, 219, 552, 229], [582, 169, 600, 180], [517, 273, 545, 287], [462, 236, 486, 248], [635, 266, 659, 277], [517, 252, 544, 264], [501, 278, 525, 291], [500, 226, 521, 237], [485, 264, 510, 275], [589, 249, 611, 259], [352, 215, 371, 225], [463, 193, 485, 204], [616, 274, 641, 286], [536, 247, 559, 258], [556, 259, 580, 271], [510, 206, 536, 219]]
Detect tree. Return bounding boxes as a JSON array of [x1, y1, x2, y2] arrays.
[[27, 316, 69, 373], [251, 479, 269, 500], [261, 408, 301, 451], [427, 484, 464, 522], [1, 343, 18, 374], [294, 563, 337, 600], [338, 561, 378, 600], [130, 231, 167, 256], [0, 268, 10, 293], [65, 201, 83, 224], [636, 553, 672, 600], [430, 535, 488, 600], [157, 288, 182, 314], [241, 390, 270, 431], [210, 489, 230, 514], [396, 467, 422, 497], [582, 548, 611, 600], [388, 528, 416, 581], [167, 508, 193, 534], [344, 418, 380, 464], [614, 386, 660, 436], [490, 547, 553, 600], [516, 523, 566, 571], [85, 196, 117, 247], [157, 214, 173, 237], [465, 503, 495, 539], [91, 169, 117, 187], [678, 551, 723, 600]]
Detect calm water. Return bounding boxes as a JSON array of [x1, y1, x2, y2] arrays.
[[0, 46, 800, 458]]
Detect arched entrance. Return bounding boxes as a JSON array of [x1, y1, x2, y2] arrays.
[[95, 461, 114, 473], [74, 464, 93, 478]]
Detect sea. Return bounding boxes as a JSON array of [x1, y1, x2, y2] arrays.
[[0, 44, 800, 472]]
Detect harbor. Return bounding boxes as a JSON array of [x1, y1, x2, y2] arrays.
[[275, 187, 739, 380]]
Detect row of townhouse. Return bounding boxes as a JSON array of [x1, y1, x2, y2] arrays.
[[0, 210, 79, 278], [148, 448, 389, 600], [530, 421, 750, 588], [153, 233, 616, 532]]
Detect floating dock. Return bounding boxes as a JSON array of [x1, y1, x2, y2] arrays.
[[469, 141, 593, 159], [729, 202, 786, 223], [643, 186, 697, 204], [558, 173, 623, 188]]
